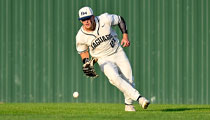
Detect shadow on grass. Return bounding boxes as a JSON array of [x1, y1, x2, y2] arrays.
[[161, 107, 210, 112]]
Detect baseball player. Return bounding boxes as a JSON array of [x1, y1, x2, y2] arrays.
[[76, 6, 150, 111]]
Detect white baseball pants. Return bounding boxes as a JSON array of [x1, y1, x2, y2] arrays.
[[97, 46, 140, 104]]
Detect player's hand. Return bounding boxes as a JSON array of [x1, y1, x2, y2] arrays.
[[121, 34, 130, 47], [82, 58, 99, 78]]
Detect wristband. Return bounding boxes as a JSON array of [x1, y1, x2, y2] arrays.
[[82, 58, 89, 64]]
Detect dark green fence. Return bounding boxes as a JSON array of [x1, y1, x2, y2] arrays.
[[0, 0, 209, 104]]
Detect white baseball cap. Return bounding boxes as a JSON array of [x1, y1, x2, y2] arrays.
[[78, 6, 93, 20]]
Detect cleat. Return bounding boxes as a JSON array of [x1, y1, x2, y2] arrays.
[[139, 97, 150, 109], [125, 105, 136, 112]]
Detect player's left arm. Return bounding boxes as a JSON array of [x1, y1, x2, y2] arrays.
[[108, 14, 130, 47], [118, 16, 130, 47]]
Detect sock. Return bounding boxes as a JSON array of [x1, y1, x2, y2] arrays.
[[137, 96, 142, 102], [125, 103, 133, 105]]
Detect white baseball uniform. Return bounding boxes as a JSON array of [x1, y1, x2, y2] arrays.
[[76, 13, 141, 104]]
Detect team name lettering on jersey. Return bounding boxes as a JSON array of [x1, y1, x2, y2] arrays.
[[91, 34, 113, 50]]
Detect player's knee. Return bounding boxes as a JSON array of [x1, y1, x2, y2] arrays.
[[108, 75, 122, 86]]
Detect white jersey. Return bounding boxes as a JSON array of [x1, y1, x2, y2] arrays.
[[76, 13, 121, 58]]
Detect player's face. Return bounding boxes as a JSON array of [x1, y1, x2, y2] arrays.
[[82, 19, 92, 29], [81, 16, 95, 31]]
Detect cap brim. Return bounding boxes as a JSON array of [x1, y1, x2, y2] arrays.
[[78, 15, 93, 20]]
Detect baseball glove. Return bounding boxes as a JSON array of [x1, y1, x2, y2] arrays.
[[82, 58, 99, 78]]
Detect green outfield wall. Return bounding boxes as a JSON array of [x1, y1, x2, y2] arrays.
[[0, 0, 209, 104]]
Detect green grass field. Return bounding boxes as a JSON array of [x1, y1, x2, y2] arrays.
[[0, 103, 210, 120]]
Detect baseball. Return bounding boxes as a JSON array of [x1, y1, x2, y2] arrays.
[[73, 92, 79, 98]]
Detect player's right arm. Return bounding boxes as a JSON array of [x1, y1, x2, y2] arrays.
[[80, 51, 90, 63], [76, 31, 90, 63]]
